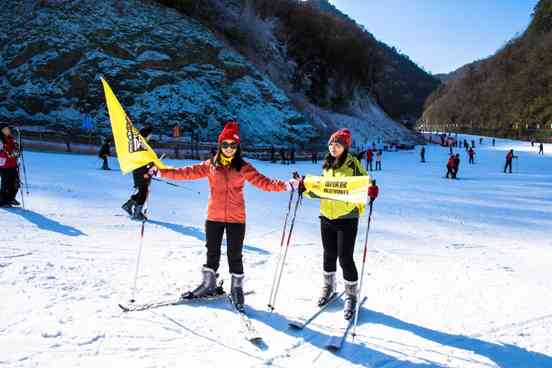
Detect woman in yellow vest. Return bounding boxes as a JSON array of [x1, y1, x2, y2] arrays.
[[313, 129, 369, 320]]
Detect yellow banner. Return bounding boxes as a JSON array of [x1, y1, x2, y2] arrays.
[[303, 175, 370, 204], [100, 78, 169, 174]]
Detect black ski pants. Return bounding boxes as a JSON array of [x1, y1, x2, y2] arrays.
[[101, 156, 109, 170], [320, 216, 359, 282], [0, 167, 20, 203], [205, 220, 246, 275], [131, 168, 151, 205]]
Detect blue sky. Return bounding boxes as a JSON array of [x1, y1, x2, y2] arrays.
[[328, 0, 539, 74]]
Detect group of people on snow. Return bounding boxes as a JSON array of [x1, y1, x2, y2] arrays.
[[121, 122, 379, 319]]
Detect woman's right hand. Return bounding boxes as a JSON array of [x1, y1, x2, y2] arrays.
[[147, 165, 159, 178]]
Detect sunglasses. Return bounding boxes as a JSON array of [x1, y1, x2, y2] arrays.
[[221, 142, 238, 149]]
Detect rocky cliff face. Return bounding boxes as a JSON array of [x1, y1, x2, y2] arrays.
[[0, 0, 417, 146], [0, 0, 318, 145]]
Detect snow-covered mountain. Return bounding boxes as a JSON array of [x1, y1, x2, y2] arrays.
[[0, 0, 418, 146]]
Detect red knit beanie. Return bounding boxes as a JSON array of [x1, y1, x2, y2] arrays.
[[218, 121, 241, 144], [328, 128, 352, 148]]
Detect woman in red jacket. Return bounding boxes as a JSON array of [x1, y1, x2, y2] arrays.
[[0, 124, 20, 207], [152, 121, 297, 311]]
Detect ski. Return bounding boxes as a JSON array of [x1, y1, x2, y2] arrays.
[[288, 291, 345, 330], [227, 295, 262, 344], [325, 296, 368, 351], [119, 289, 253, 312]]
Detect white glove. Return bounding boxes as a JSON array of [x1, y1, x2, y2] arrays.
[[285, 178, 301, 191]]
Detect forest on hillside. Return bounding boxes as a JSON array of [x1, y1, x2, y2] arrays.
[[421, 0, 552, 141]]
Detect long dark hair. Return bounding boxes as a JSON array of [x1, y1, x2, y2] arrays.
[[323, 148, 349, 170], [212, 145, 246, 171]]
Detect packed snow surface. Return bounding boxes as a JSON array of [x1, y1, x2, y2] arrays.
[[1, 135, 551, 367]]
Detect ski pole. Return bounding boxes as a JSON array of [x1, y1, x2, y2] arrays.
[[14, 128, 29, 195], [151, 177, 201, 195], [268, 190, 302, 311], [352, 200, 374, 340], [130, 180, 152, 303], [267, 188, 295, 311]]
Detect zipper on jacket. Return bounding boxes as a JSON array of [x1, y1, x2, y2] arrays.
[[224, 167, 229, 222]]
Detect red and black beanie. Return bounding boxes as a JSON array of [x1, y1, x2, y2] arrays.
[[328, 128, 352, 148], [218, 120, 241, 144]]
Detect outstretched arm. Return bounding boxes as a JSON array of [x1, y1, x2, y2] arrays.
[[242, 163, 287, 192], [159, 160, 210, 181]]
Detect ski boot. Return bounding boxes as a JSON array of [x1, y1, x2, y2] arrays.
[[132, 204, 147, 221], [317, 271, 336, 307], [230, 273, 245, 312], [343, 280, 358, 320], [121, 199, 135, 216], [8, 198, 20, 206], [182, 267, 219, 299]]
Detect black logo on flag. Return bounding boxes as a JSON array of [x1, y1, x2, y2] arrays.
[[126, 116, 148, 153]]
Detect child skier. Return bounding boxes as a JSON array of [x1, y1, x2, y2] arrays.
[[121, 126, 154, 220], [150, 121, 297, 312]]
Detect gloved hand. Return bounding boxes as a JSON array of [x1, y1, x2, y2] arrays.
[[368, 180, 379, 204], [146, 165, 159, 178], [285, 178, 302, 191]]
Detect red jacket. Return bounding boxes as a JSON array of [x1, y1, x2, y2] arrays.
[[447, 157, 455, 168], [0, 136, 18, 169], [160, 160, 287, 223], [366, 149, 373, 161], [368, 185, 379, 200]]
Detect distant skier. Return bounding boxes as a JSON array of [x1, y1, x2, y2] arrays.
[[453, 153, 460, 178], [98, 137, 111, 170], [492, 138, 495, 146], [314, 129, 372, 320], [503, 149, 518, 173], [311, 150, 318, 164], [468, 147, 475, 164], [121, 126, 154, 221], [445, 155, 455, 179], [538, 143, 544, 155], [366, 148, 373, 171], [420, 146, 426, 162], [280, 148, 288, 164], [0, 124, 20, 207], [375, 150, 382, 171], [149, 121, 297, 312]]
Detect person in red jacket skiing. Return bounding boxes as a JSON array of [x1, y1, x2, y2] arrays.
[[0, 124, 21, 207], [504, 149, 518, 173], [445, 155, 455, 179], [150, 121, 298, 311]]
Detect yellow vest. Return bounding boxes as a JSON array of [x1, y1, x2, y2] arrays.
[[320, 154, 367, 220]]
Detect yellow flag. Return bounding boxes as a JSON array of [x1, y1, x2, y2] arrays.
[[303, 175, 370, 205], [100, 78, 169, 174]]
